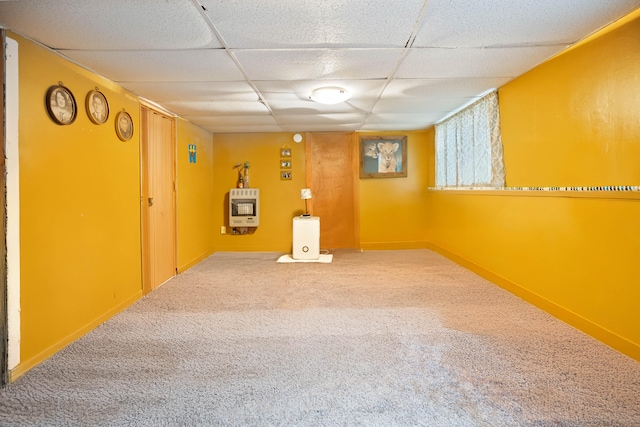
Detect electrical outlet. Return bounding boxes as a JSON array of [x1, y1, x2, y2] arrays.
[[220, 225, 226, 234]]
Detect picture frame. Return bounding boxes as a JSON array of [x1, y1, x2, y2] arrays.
[[280, 160, 292, 169], [115, 110, 134, 141], [359, 135, 407, 178], [280, 171, 292, 180], [280, 148, 291, 158], [46, 84, 77, 125], [86, 89, 109, 124]]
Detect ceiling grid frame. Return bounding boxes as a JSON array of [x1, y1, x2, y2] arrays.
[[0, 0, 638, 133]]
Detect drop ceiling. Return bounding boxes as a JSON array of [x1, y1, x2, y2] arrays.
[[1, 0, 638, 133]]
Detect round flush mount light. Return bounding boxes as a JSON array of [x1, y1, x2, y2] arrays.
[[309, 86, 351, 104]]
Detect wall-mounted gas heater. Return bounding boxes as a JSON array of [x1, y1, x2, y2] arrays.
[[229, 188, 260, 227]]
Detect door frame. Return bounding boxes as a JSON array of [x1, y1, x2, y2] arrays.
[[1, 29, 8, 387], [140, 102, 177, 294]]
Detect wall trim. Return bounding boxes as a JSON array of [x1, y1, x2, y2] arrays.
[[428, 187, 640, 200], [178, 248, 215, 274], [424, 242, 640, 362], [359, 241, 428, 251], [9, 291, 142, 382], [6, 36, 20, 373]]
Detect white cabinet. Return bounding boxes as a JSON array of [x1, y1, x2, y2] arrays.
[[293, 216, 320, 260]]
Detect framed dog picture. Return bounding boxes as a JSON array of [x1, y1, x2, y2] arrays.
[[46, 84, 77, 125], [359, 135, 407, 178]]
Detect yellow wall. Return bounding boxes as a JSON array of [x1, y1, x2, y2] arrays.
[[211, 130, 432, 252], [12, 34, 221, 378], [499, 12, 640, 187], [426, 13, 640, 360], [10, 6, 639, 378], [211, 133, 308, 252], [7, 30, 445, 378], [358, 130, 431, 249], [176, 118, 215, 271], [13, 33, 143, 376]]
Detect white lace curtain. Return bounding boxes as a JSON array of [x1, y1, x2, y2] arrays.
[[435, 91, 505, 187]]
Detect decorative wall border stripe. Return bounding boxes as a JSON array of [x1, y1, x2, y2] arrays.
[[429, 186, 640, 192]]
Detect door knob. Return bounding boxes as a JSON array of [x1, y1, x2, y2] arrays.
[[148, 197, 154, 207]]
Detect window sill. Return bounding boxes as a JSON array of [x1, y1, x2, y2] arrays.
[[428, 186, 640, 200]]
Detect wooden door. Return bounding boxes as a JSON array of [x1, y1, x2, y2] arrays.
[[141, 106, 176, 293], [306, 132, 358, 249]]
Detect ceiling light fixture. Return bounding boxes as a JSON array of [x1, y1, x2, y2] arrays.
[[309, 86, 352, 104]]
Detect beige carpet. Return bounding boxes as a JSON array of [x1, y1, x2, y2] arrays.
[[1, 249, 638, 426]]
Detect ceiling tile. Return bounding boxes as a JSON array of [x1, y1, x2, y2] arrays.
[[206, 124, 284, 134], [123, 82, 259, 102], [255, 79, 383, 114], [280, 123, 364, 132], [160, 101, 270, 116], [413, 0, 640, 48], [396, 46, 567, 79], [373, 97, 480, 114], [275, 113, 366, 125], [0, 0, 219, 49], [361, 112, 443, 130], [267, 100, 375, 115], [60, 49, 244, 82], [234, 49, 404, 81], [200, 0, 426, 48], [184, 115, 279, 127], [360, 123, 434, 131], [255, 79, 387, 103], [382, 78, 512, 98]]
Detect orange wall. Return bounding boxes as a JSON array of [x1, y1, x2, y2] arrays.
[[176, 118, 215, 271], [12, 33, 143, 375], [426, 12, 640, 360]]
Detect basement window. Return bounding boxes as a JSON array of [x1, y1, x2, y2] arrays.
[[435, 91, 505, 187]]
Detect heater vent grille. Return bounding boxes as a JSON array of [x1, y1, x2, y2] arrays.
[[229, 188, 260, 227]]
